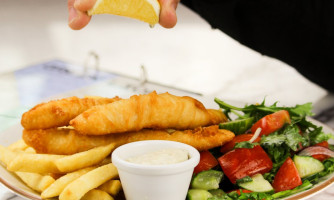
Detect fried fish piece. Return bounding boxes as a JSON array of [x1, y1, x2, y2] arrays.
[[22, 125, 234, 155], [70, 92, 227, 135], [21, 96, 121, 130]]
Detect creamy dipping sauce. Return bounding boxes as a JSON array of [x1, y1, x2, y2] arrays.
[[126, 148, 189, 165]]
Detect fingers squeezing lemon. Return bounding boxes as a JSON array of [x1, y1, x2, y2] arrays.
[[88, 0, 160, 26]]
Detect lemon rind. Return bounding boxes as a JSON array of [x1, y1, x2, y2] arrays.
[[88, 0, 160, 25]]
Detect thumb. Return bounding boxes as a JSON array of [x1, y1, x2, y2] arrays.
[[68, 0, 92, 30], [159, 0, 179, 28]]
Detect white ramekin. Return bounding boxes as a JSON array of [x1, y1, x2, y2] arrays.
[[111, 140, 200, 200]]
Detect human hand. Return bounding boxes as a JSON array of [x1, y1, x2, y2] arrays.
[[68, 0, 180, 30]]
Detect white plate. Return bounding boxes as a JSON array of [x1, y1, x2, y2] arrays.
[[0, 125, 41, 200], [0, 120, 334, 200]]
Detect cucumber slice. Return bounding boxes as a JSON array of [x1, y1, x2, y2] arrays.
[[293, 155, 325, 178], [191, 170, 224, 190], [187, 189, 213, 200], [208, 189, 225, 197], [219, 117, 254, 135], [238, 173, 274, 192]]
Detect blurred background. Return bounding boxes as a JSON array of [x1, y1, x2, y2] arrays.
[[0, 0, 333, 120], [1, 0, 329, 102]]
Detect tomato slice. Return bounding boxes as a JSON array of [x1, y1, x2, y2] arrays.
[[218, 145, 273, 184], [193, 150, 218, 174], [251, 110, 291, 136], [272, 157, 302, 192], [220, 134, 261, 154], [312, 154, 330, 162], [312, 142, 331, 161], [314, 141, 329, 148]]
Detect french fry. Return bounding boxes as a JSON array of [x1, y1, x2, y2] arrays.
[[24, 147, 36, 154], [7, 153, 64, 174], [7, 139, 28, 151], [0, 145, 19, 166], [100, 157, 112, 166], [55, 144, 115, 173], [98, 180, 122, 196], [59, 163, 118, 200], [15, 172, 55, 193], [49, 173, 64, 180], [0, 144, 36, 168], [41, 167, 95, 199], [81, 189, 114, 200]]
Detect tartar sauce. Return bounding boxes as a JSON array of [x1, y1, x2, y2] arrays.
[[126, 148, 189, 165]]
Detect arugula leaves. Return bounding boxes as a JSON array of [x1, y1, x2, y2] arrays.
[[214, 98, 313, 123], [303, 121, 334, 145]]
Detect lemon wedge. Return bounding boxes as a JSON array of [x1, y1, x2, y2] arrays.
[[88, 0, 160, 26]]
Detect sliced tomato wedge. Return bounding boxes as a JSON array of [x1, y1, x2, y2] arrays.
[[218, 145, 273, 184], [314, 141, 329, 148], [251, 110, 291, 136], [193, 150, 218, 174], [220, 134, 261, 154], [272, 157, 302, 192], [313, 141, 331, 161], [311, 154, 329, 162]]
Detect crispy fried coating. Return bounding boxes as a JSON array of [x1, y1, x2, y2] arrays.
[[22, 126, 234, 155], [21, 96, 120, 130], [70, 92, 227, 135]]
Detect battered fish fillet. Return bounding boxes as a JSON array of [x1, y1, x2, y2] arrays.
[[21, 96, 121, 130], [22, 125, 234, 155], [70, 92, 227, 135]]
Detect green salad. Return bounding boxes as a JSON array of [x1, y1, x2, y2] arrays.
[[187, 98, 334, 200]]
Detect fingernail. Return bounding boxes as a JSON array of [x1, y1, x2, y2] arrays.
[[68, 7, 78, 24]]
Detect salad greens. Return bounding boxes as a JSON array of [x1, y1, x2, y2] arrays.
[[271, 181, 313, 199], [219, 118, 254, 135], [204, 180, 313, 200], [234, 141, 258, 149], [214, 98, 313, 122], [215, 98, 333, 171], [215, 98, 333, 143], [187, 98, 334, 200]]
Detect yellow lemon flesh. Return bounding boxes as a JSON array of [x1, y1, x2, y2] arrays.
[[88, 0, 160, 26]]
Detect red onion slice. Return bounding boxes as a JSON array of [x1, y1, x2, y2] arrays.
[[298, 146, 334, 158]]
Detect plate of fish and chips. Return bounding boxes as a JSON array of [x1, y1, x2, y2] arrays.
[[0, 91, 234, 200], [0, 91, 334, 200]]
